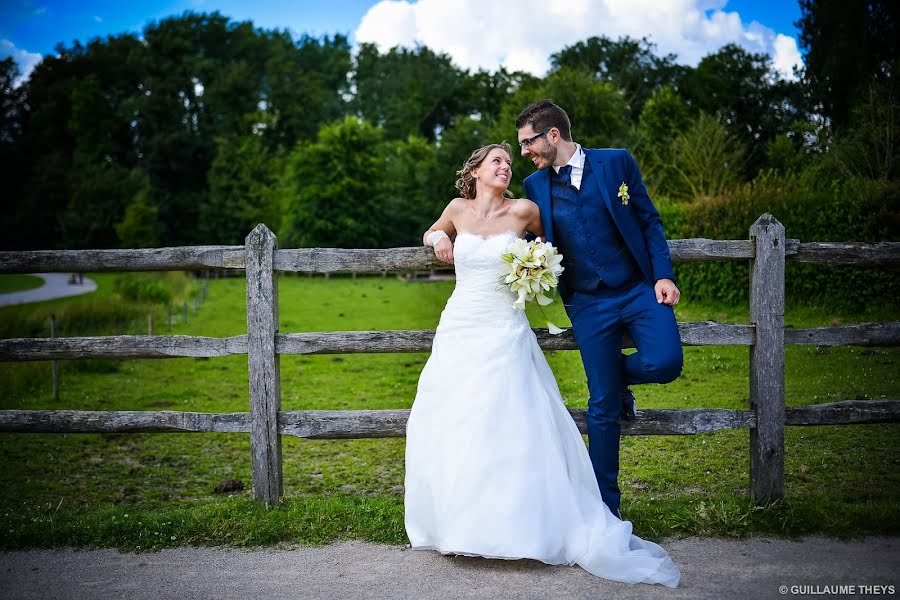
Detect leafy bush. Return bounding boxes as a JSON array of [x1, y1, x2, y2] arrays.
[[661, 172, 900, 308], [113, 274, 173, 305]]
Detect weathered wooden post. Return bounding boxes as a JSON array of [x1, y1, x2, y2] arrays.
[[749, 213, 785, 502], [147, 313, 154, 336], [245, 224, 282, 507], [50, 313, 59, 402]]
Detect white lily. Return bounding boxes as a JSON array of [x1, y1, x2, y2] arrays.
[[498, 237, 567, 334]]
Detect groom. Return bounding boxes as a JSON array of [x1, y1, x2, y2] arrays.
[[517, 100, 682, 518]]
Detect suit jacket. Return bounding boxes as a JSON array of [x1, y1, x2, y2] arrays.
[[523, 148, 674, 298]]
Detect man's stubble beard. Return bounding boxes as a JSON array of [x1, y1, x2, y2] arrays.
[[537, 142, 557, 170]]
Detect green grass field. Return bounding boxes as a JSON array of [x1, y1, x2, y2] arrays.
[[0, 274, 897, 550], [0, 274, 45, 294]]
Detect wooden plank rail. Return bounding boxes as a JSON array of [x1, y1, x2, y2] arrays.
[[0, 409, 251, 433], [790, 242, 900, 266], [3, 322, 897, 362], [784, 400, 900, 426], [2, 400, 897, 436], [0, 335, 248, 360], [783, 322, 900, 346], [1, 322, 898, 361], [3, 239, 898, 274], [0, 246, 245, 273], [1, 215, 898, 508]]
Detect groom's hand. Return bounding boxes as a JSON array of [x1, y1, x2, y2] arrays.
[[434, 238, 455, 264], [654, 278, 680, 306]]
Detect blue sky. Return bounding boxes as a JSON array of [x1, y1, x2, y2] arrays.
[[1, 0, 805, 80]]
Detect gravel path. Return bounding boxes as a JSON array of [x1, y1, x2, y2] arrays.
[[1, 537, 897, 599], [0, 273, 97, 307]]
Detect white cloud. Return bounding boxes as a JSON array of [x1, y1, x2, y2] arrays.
[[772, 33, 803, 80], [0, 39, 42, 86], [354, 1, 418, 49], [354, 0, 804, 78]]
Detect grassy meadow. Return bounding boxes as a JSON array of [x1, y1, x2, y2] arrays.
[[0, 272, 898, 550], [0, 274, 44, 294]]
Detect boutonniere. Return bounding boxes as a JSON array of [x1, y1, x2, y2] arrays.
[[617, 182, 630, 205]]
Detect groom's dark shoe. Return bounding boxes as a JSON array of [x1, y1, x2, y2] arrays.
[[621, 387, 637, 420]]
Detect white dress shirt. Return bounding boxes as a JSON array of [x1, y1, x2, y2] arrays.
[[552, 143, 585, 190]]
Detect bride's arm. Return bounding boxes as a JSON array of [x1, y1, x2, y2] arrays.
[[422, 199, 460, 245], [516, 198, 544, 239], [423, 199, 461, 264]]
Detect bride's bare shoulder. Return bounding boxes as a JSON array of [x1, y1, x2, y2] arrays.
[[508, 197, 540, 216]]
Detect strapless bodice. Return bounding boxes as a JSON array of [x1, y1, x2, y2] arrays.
[[441, 231, 525, 327]]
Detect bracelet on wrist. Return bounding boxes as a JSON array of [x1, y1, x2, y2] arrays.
[[426, 230, 450, 247]]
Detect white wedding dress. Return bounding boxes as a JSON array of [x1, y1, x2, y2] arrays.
[[404, 231, 680, 587]]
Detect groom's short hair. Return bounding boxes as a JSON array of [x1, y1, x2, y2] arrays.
[[516, 100, 572, 142]]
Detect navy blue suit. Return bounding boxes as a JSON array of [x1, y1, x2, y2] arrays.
[[524, 148, 682, 516]]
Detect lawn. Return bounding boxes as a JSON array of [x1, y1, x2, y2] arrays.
[[0, 274, 45, 294], [0, 273, 897, 550]]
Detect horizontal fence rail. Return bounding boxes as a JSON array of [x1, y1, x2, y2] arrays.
[[2, 240, 899, 274], [2, 400, 897, 437], [1, 215, 898, 507], [3, 322, 900, 361]]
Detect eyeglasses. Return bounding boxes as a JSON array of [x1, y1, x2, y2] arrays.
[[518, 129, 550, 149]]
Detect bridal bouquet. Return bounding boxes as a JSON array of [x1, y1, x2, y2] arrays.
[[500, 238, 567, 334]]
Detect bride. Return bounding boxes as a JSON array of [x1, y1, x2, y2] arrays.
[[404, 143, 681, 587]]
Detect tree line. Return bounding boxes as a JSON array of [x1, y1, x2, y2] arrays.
[[1, 1, 896, 252]]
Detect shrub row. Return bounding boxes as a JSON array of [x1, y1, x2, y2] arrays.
[[658, 172, 900, 308]]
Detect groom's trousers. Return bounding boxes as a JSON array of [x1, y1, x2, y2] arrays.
[[567, 279, 682, 517]]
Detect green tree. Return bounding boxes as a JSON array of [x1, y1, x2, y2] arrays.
[[376, 135, 438, 247], [457, 68, 539, 127], [60, 164, 145, 248], [826, 81, 899, 181], [0, 57, 26, 249], [798, 0, 899, 130], [262, 32, 351, 149], [671, 112, 746, 199], [137, 12, 251, 244], [0, 57, 23, 145], [115, 183, 162, 248], [633, 86, 692, 195], [12, 48, 81, 249], [353, 44, 471, 141], [681, 44, 800, 176], [201, 132, 283, 243], [58, 71, 144, 248], [280, 117, 385, 248], [550, 36, 684, 120]]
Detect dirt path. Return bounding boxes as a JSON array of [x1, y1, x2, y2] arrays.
[[1, 537, 897, 599]]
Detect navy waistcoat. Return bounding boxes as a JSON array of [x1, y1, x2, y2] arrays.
[[551, 160, 642, 292]]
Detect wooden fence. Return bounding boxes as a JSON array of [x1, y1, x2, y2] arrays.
[[1, 213, 899, 507]]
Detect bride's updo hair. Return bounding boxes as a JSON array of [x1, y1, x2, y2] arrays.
[[454, 142, 513, 200]]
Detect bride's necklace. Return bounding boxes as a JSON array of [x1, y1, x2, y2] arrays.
[[471, 200, 506, 221]]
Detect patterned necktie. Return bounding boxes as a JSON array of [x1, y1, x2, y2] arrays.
[[557, 165, 573, 187]]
